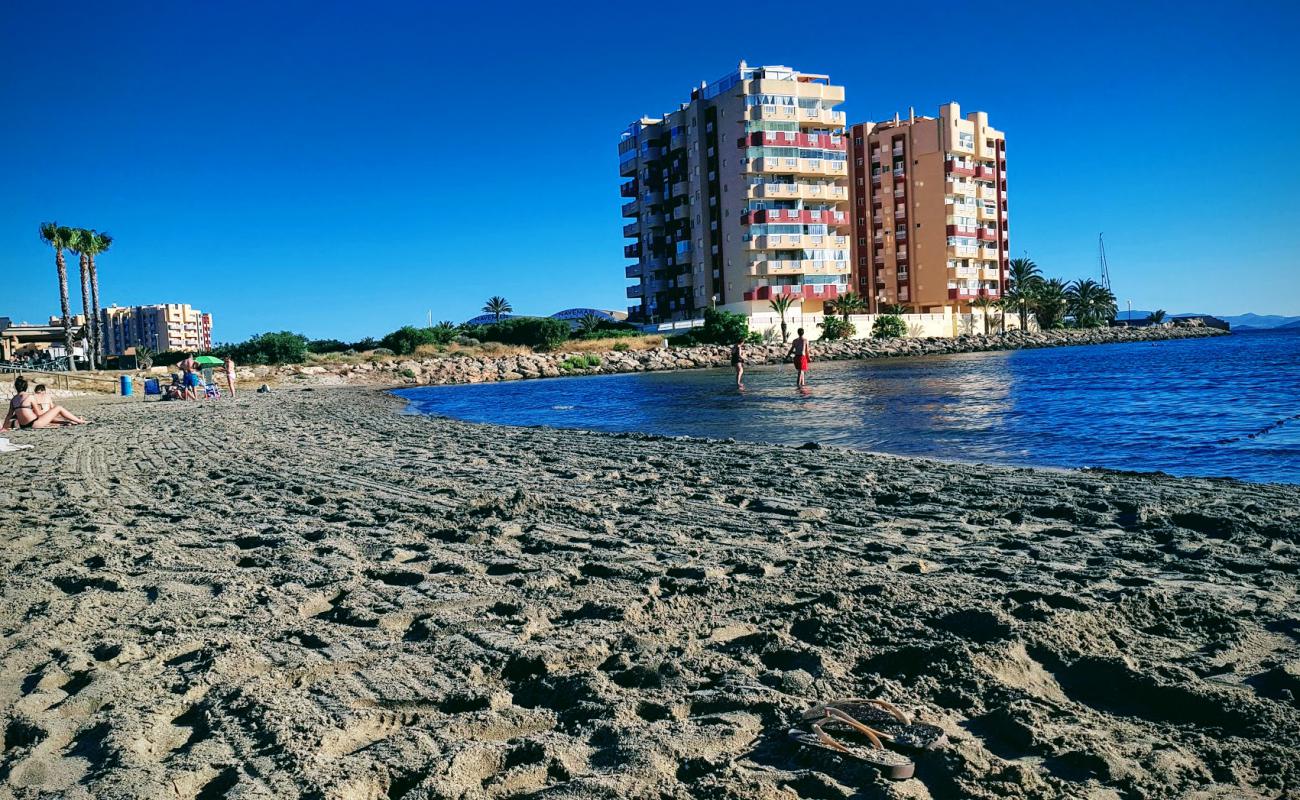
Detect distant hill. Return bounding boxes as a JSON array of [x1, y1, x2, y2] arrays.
[[1116, 311, 1299, 329], [1280, 319, 1300, 330]]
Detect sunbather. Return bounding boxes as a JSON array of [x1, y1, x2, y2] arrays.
[[1, 376, 88, 430]]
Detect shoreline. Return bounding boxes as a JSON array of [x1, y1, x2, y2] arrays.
[[229, 324, 1229, 389], [1, 386, 1295, 798]]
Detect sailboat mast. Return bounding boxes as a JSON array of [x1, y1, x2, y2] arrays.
[[1098, 233, 1112, 292]]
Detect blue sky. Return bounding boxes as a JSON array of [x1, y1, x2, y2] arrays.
[[3, 1, 1298, 342]]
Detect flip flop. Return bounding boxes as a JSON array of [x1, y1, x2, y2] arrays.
[[802, 698, 946, 751], [787, 707, 916, 780]]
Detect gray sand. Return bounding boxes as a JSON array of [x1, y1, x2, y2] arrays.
[[0, 388, 1297, 799]]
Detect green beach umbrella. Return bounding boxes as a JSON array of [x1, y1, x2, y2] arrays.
[[194, 355, 224, 366]]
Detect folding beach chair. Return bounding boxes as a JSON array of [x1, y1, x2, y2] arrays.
[[201, 367, 222, 399], [143, 378, 162, 400]]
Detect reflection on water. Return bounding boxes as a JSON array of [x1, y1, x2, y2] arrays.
[[397, 330, 1300, 485]]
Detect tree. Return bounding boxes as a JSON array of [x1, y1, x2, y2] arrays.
[[1034, 278, 1069, 329], [1066, 279, 1118, 328], [1005, 257, 1043, 331], [699, 307, 750, 345], [1147, 309, 1167, 324], [872, 315, 907, 339], [39, 222, 77, 370], [768, 295, 794, 343], [878, 302, 909, 315], [577, 313, 604, 337], [135, 345, 155, 369], [971, 292, 996, 335], [483, 296, 513, 322], [380, 325, 439, 355], [831, 291, 865, 321], [67, 229, 96, 368], [85, 230, 112, 360], [219, 331, 309, 365]]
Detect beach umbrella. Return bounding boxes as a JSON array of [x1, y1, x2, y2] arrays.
[[194, 355, 224, 366]]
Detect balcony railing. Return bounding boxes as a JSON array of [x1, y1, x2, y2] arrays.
[[624, 243, 640, 258], [623, 223, 640, 237], [620, 180, 637, 197], [621, 200, 639, 217], [945, 162, 976, 177], [626, 284, 643, 298], [624, 265, 641, 278]]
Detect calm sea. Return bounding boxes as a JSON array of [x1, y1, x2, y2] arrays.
[[396, 329, 1300, 485]]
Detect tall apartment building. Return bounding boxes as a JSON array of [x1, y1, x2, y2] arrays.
[[619, 63, 851, 323], [100, 304, 213, 354], [847, 103, 1008, 312]]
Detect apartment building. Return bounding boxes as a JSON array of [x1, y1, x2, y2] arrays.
[[619, 62, 851, 323], [847, 103, 1008, 312], [100, 304, 213, 354]]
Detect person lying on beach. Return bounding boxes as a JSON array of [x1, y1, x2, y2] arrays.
[[1, 376, 89, 430]]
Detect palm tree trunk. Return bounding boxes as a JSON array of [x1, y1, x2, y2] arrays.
[[89, 258, 103, 362], [780, 319, 787, 343], [56, 249, 76, 371], [77, 253, 95, 369], [1019, 303, 1028, 332]]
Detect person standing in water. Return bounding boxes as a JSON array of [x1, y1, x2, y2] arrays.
[[730, 340, 745, 389], [785, 327, 811, 388]]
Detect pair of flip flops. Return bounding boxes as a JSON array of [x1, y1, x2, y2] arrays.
[[788, 698, 946, 780]]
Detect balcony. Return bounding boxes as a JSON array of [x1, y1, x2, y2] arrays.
[[795, 108, 846, 126], [946, 225, 978, 237], [749, 182, 848, 201], [948, 286, 1001, 301], [744, 131, 847, 151], [892, 168, 905, 179], [626, 284, 643, 298], [623, 223, 640, 238], [624, 265, 641, 279], [945, 162, 976, 177], [746, 209, 850, 226], [624, 243, 640, 258], [620, 179, 638, 198], [743, 282, 845, 302], [977, 185, 999, 201], [749, 157, 848, 177], [749, 258, 849, 276], [621, 200, 639, 217], [619, 157, 637, 178], [975, 166, 997, 180]]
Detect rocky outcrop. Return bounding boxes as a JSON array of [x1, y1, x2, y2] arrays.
[[311, 326, 1227, 387]]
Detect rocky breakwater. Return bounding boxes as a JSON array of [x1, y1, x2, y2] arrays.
[[281, 325, 1229, 387]]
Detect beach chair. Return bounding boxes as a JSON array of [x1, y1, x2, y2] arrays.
[[143, 378, 162, 400], [201, 367, 221, 399]]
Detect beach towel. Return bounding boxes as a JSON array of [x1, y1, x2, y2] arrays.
[[0, 437, 32, 452]]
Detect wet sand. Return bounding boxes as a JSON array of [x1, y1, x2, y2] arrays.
[[0, 388, 1296, 799]]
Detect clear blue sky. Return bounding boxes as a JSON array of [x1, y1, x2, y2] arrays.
[[3, 1, 1298, 342]]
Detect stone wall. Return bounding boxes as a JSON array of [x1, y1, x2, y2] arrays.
[[267, 325, 1228, 388]]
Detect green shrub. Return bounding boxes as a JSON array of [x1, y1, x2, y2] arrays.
[[351, 337, 378, 351], [308, 338, 350, 354], [371, 347, 394, 356], [574, 327, 643, 341], [380, 326, 438, 355], [699, 307, 750, 345], [216, 331, 309, 365], [744, 331, 764, 344], [872, 315, 907, 339], [667, 333, 697, 347], [400, 368, 416, 378], [820, 316, 856, 340], [559, 354, 602, 371], [481, 317, 571, 351], [612, 342, 631, 352]]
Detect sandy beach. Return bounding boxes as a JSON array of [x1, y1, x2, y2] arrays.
[[0, 387, 1297, 799]]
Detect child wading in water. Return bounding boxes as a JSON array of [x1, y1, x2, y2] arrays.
[[785, 327, 811, 388]]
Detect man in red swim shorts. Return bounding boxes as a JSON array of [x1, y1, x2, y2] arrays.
[[785, 327, 812, 388]]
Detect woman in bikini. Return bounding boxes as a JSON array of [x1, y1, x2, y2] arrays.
[[1, 376, 89, 431], [223, 356, 237, 398]]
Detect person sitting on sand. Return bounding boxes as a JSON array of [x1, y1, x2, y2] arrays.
[[1, 376, 88, 430], [730, 341, 745, 389], [785, 328, 812, 388]]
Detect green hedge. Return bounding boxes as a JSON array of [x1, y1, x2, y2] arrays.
[[477, 316, 571, 351]]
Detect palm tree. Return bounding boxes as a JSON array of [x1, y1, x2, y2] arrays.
[[768, 295, 794, 343], [878, 302, 909, 315], [577, 313, 604, 336], [1146, 309, 1167, 324], [832, 291, 865, 321], [971, 292, 996, 335], [1005, 257, 1043, 331], [1066, 279, 1118, 328], [39, 222, 77, 370], [483, 296, 512, 322], [68, 229, 96, 369], [1034, 278, 1069, 329], [85, 230, 112, 360]]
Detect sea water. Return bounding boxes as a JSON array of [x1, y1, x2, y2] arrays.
[[397, 329, 1300, 485]]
